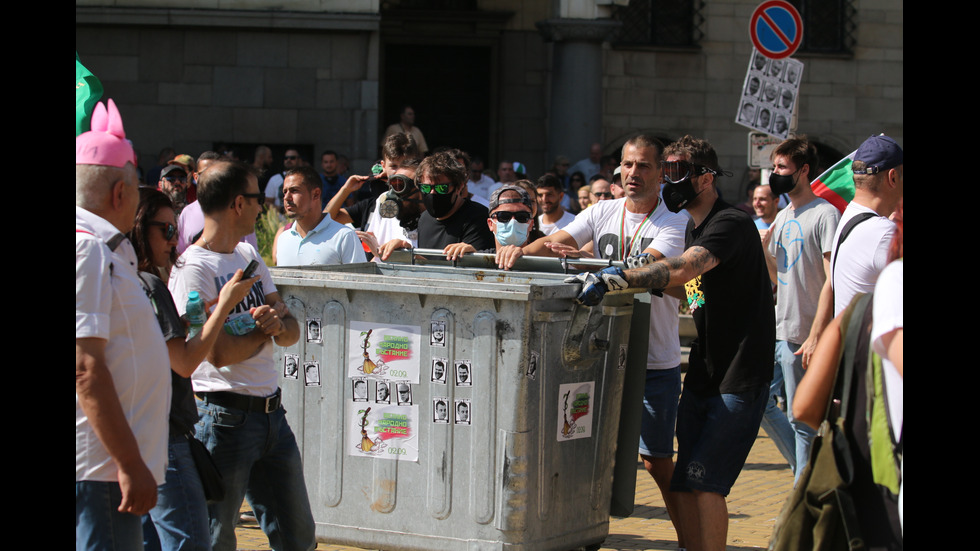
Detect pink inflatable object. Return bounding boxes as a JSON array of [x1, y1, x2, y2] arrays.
[[75, 98, 136, 168]]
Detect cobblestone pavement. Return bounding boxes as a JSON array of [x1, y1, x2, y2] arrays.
[[234, 429, 793, 551]]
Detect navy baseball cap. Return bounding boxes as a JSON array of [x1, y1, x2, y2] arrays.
[[853, 135, 903, 174]]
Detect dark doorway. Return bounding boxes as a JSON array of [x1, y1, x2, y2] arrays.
[[382, 43, 492, 162]]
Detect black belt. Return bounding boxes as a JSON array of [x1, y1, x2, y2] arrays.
[[197, 388, 282, 414]]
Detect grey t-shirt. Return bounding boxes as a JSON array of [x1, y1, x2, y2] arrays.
[[767, 197, 840, 343]]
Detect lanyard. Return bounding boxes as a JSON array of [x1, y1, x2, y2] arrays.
[[619, 200, 657, 261]]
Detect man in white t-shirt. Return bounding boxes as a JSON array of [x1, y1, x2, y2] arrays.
[[828, 135, 904, 316], [500, 134, 689, 546], [535, 173, 576, 235], [168, 160, 314, 551]]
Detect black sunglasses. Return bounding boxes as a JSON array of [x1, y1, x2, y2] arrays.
[[148, 221, 177, 240], [241, 192, 265, 203], [490, 211, 532, 224]]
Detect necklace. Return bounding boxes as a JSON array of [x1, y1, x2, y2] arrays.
[[619, 200, 658, 261]]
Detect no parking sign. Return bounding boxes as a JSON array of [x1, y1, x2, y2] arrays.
[[750, 0, 803, 59]]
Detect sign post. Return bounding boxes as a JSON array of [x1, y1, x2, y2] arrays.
[[749, 0, 803, 60]]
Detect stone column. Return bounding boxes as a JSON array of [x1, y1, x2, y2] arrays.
[[536, 18, 620, 167]]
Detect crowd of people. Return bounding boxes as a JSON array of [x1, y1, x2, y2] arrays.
[[77, 97, 902, 551]]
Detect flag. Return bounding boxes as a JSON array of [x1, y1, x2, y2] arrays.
[[810, 150, 855, 213], [76, 52, 104, 136]]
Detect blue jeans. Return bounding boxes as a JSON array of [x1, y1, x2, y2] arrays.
[[760, 360, 797, 474], [775, 340, 817, 484], [142, 433, 211, 551], [638, 366, 682, 458], [77, 480, 144, 551], [671, 385, 768, 496], [195, 398, 315, 551]]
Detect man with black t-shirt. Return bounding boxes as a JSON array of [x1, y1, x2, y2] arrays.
[[379, 151, 493, 260], [567, 135, 774, 551]]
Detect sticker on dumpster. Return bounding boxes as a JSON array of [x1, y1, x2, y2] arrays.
[[306, 318, 322, 343], [429, 321, 447, 347], [526, 351, 538, 380], [431, 357, 448, 384], [454, 399, 471, 425], [348, 321, 421, 383], [433, 398, 450, 423], [558, 382, 594, 441], [348, 403, 419, 461], [454, 360, 473, 387], [304, 361, 320, 387], [283, 353, 299, 379]]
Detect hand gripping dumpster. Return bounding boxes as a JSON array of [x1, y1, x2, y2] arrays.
[[269, 251, 651, 551]]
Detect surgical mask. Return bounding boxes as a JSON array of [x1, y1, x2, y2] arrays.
[[768, 170, 799, 195], [661, 178, 700, 213], [494, 218, 530, 246]]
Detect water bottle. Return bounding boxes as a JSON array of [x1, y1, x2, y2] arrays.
[[186, 291, 207, 338]]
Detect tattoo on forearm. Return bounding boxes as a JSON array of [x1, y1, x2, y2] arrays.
[[628, 246, 715, 289], [629, 261, 671, 290]]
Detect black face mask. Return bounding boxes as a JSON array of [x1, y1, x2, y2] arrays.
[[422, 189, 457, 219], [768, 170, 799, 195], [662, 177, 700, 213]]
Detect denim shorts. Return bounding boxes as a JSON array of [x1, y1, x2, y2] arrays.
[[638, 366, 682, 458], [670, 385, 768, 496]]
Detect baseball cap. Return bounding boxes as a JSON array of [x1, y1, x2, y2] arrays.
[[853, 135, 903, 174]]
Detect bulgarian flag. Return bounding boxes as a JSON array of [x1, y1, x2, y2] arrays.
[[810, 150, 855, 213], [76, 53, 104, 136]]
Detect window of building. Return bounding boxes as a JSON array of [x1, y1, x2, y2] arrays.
[[613, 0, 705, 49], [786, 0, 856, 56]]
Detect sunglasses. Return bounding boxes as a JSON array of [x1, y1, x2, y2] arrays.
[[490, 211, 532, 224], [163, 175, 188, 184], [148, 221, 177, 240], [388, 174, 416, 195], [419, 183, 451, 195], [284, 155, 299, 161], [660, 160, 717, 184], [592, 191, 614, 199], [241, 192, 265, 203]]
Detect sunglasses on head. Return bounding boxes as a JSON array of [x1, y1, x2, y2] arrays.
[[490, 211, 532, 224], [660, 160, 718, 184], [419, 183, 451, 195], [148, 221, 177, 240]]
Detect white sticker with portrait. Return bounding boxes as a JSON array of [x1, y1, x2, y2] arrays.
[[429, 321, 447, 347], [431, 357, 448, 384], [455, 360, 473, 387], [283, 353, 299, 380], [557, 381, 594, 441], [454, 399, 472, 426], [352, 377, 369, 402], [348, 321, 421, 382], [432, 398, 450, 424], [304, 361, 321, 387], [306, 318, 323, 343], [347, 402, 419, 462]]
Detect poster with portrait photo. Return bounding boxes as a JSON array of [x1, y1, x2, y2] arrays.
[[394, 382, 413, 405], [376, 380, 391, 404], [431, 357, 448, 384], [352, 377, 369, 402], [429, 321, 447, 347], [454, 399, 471, 425], [304, 361, 321, 387], [735, 47, 804, 140], [306, 318, 322, 344], [283, 353, 299, 379], [432, 398, 450, 424], [454, 360, 473, 387]]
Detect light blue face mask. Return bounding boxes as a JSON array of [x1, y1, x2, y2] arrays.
[[495, 219, 530, 246]]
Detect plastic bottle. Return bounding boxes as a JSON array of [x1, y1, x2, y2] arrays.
[[186, 291, 207, 338]]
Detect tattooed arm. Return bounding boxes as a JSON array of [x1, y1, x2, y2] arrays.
[[626, 246, 720, 291]]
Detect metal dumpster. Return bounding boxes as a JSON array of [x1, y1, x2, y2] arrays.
[[270, 253, 650, 551]]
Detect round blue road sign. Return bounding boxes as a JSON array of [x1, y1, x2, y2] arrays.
[[750, 0, 803, 59]]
